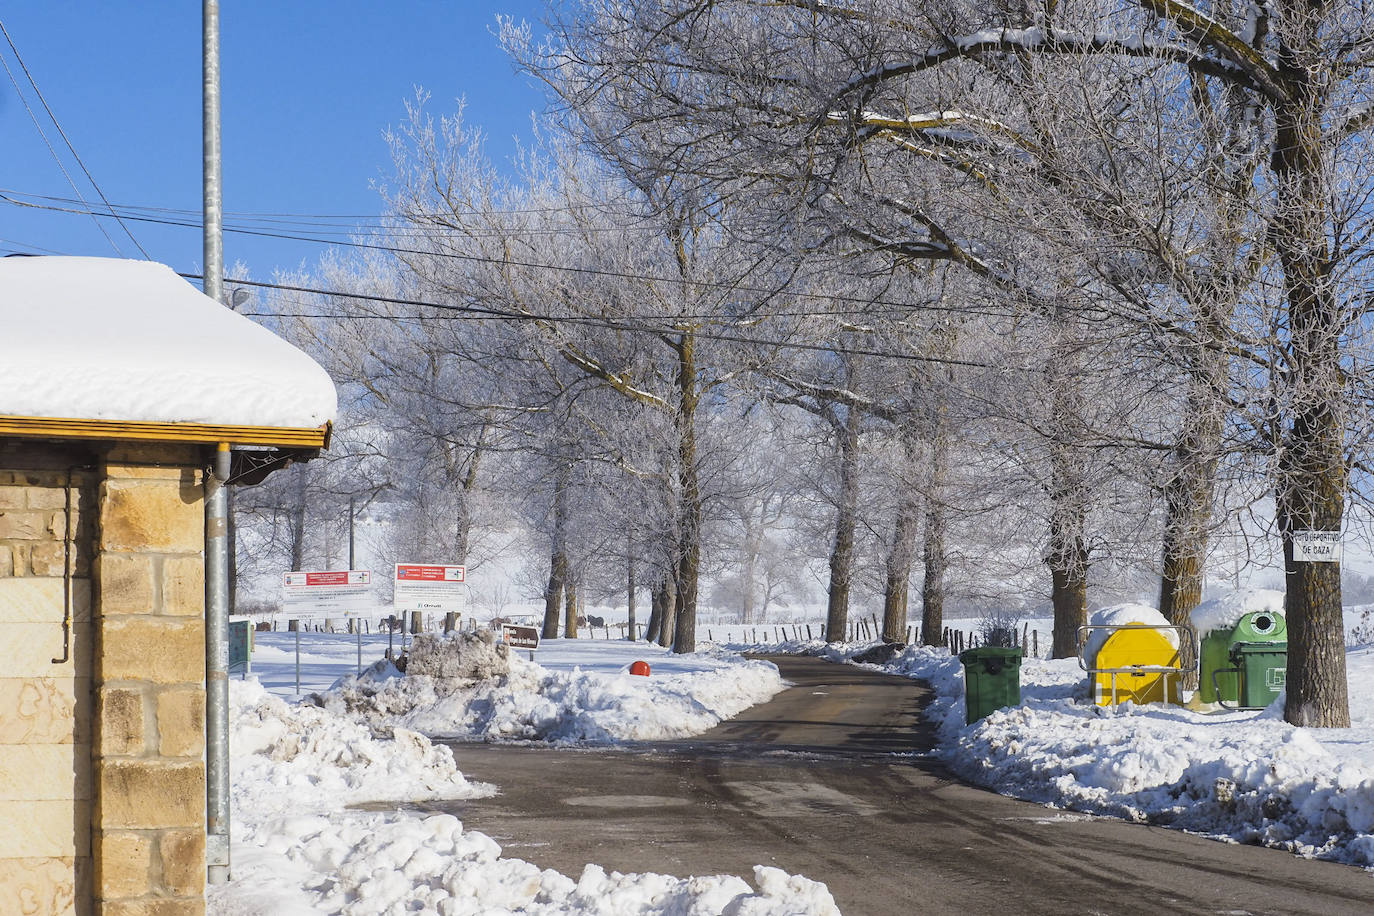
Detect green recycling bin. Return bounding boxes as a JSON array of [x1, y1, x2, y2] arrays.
[[1197, 610, 1286, 704], [1215, 642, 1287, 709], [959, 646, 1023, 723]]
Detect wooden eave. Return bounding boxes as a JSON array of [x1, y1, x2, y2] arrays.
[[0, 414, 332, 449]]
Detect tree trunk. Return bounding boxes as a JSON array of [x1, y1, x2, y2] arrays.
[[565, 575, 580, 639], [1046, 438, 1089, 659], [541, 463, 571, 640], [672, 331, 701, 653], [644, 575, 664, 644], [882, 489, 920, 644], [740, 544, 758, 625], [626, 550, 636, 641], [1156, 341, 1228, 687], [825, 404, 862, 642], [917, 422, 951, 648], [920, 493, 947, 650], [450, 418, 489, 568], [1158, 300, 1230, 631], [1158, 450, 1219, 627], [658, 573, 677, 649], [542, 550, 566, 640], [289, 465, 308, 571], [1271, 52, 1350, 727]]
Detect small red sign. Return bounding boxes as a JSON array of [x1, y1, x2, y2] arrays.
[[396, 564, 465, 582]]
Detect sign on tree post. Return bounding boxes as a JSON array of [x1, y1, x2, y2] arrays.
[[1294, 531, 1342, 563]]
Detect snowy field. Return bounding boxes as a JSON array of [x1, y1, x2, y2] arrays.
[[211, 634, 838, 915]]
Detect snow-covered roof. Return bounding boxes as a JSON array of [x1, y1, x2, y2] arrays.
[[0, 256, 336, 436]]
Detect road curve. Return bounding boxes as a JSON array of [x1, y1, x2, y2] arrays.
[[409, 655, 1373, 915]]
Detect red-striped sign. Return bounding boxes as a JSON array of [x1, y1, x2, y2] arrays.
[[393, 563, 468, 613], [395, 564, 466, 582], [281, 569, 374, 616]]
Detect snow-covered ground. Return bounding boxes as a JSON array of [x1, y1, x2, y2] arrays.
[[211, 634, 837, 915], [217, 597, 1374, 914], [803, 602, 1374, 872]]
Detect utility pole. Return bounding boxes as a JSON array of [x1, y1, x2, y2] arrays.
[[202, 0, 230, 887]]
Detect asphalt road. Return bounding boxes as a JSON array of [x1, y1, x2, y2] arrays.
[[403, 656, 1373, 915]]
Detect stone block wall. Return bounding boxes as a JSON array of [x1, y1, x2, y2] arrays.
[[94, 445, 206, 916], [0, 441, 209, 916], [0, 448, 95, 916]]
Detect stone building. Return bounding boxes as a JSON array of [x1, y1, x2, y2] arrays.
[[0, 256, 336, 915]]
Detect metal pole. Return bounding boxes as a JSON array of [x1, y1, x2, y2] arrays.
[[295, 625, 301, 696], [203, 0, 223, 308], [205, 442, 231, 884], [203, 4, 228, 884], [348, 496, 356, 570]]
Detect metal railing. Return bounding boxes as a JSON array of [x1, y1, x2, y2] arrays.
[[1076, 623, 1197, 705]]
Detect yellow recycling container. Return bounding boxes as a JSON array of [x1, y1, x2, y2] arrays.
[[1089, 625, 1184, 706]]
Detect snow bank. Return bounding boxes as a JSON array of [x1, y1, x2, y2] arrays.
[[0, 256, 336, 428], [839, 629, 1374, 868], [1082, 603, 1180, 662], [1191, 588, 1286, 635], [228, 678, 490, 812], [212, 675, 838, 915], [319, 650, 786, 744]]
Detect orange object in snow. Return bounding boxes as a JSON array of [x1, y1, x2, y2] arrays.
[[629, 660, 651, 676]]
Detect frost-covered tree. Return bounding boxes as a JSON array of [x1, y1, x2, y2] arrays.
[[523, 0, 1374, 725]]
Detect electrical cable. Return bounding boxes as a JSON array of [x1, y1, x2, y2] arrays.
[[0, 41, 126, 256], [179, 273, 1006, 370], [0, 20, 151, 259], [6, 192, 1025, 322]]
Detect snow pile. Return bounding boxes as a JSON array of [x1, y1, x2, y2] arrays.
[[838, 600, 1374, 868], [0, 256, 336, 428], [1192, 588, 1286, 635], [320, 650, 786, 744], [212, 677, 838, 915], [228, 678, 491, 811], [1082, 603, 1180, 663], [955, 692, 1374, 863], [404, 630, 510, 684]]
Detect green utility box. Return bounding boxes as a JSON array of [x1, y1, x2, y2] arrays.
[[959, 647, 1023, 723], [1216, 642, 1288, 709], [229, 619, 253, 677], [1197, 610, 1286, 704]]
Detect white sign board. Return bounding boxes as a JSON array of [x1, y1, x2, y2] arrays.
[[282, 570, 374, 617], [1294, 530, 1342, 563], [393, 564, 468, 613]]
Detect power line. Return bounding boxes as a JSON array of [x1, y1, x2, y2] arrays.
[[183, 273, 1003, 370], [6, 192, 1025, 322], [0, 20, 150, 259], [190, 273, 922, 324], [0, 188, 663, 238], [0, 42, 125, 256], [0, 188, 617, 221]]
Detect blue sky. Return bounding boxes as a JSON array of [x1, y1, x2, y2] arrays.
[[0, 2, 549, 280]]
